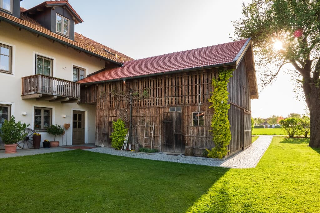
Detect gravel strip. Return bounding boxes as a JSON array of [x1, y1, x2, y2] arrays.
[[87, 135, 273, 168], [0, 147, 70, 159], [0, 136, 273, 168]]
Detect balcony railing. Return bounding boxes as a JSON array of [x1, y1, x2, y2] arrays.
[[22, 75, 80, 102]]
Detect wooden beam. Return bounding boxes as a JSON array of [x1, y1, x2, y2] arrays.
[[37, 95, 57, 101], [21, 94, 42, 100], [49, 97, 69, 102], [62, 98, 80, 104]]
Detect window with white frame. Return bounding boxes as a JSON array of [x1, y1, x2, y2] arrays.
[[36, 55, 53, 76], [56, 13, 70, 37], [0, 43, 12, 74], [192, 112, 204, 126], [34, 107, 52, 131], [0, 0, 13, 12], [73, 66, 86, 82]]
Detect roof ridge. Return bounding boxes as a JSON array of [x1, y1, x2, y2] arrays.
[[130, 39, 248, 63]]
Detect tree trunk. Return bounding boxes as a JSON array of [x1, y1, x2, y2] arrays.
[[309, 86, 320, 148]]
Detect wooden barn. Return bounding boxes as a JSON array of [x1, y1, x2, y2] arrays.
[[79, 38, 258, 156]]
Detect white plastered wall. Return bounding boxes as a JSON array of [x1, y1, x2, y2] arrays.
[[0, 21, 104, 146]]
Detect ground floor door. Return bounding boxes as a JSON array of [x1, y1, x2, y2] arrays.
[[0, 105, 11, 150], [162, 111, 185, 153], [72, 111, 85, 145], [243, 112, 252, 149]]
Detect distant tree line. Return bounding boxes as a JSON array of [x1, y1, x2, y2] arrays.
[[253, 113, 310, 138]]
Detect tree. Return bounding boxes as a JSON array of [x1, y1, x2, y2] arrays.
[[288, 113, 301, 119], [267, 115, 278, 125], [235, 0, 320, 147]]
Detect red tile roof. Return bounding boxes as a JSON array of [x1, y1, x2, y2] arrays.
[[23, 1, 83, 24], [0, 10, 133, 63], [79, 39, 250, 84]]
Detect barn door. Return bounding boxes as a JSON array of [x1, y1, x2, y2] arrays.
[[243, 112, 252, 149], [162, 109, 185, 153]]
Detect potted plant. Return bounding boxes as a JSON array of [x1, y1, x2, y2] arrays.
[[47, 124, 64, 147], [43, 139, 50, 148], [33, 132, 41, 149], [0, 116, 28, 153]]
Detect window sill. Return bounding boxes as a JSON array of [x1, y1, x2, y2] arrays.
[[55, 32, 70, 39], [0, 70, 12, 75]]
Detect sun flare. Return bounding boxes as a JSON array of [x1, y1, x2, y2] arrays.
[[273, 40, 283, 51]]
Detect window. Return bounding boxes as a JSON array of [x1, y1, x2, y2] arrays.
[[0, 104, 10, 129], [36, 55, 53, 76], [73, 66, 86, 82], [0, 0, 13, 12], [193, 112, 204, 126], [169, 107, 182, 112], [56, 13, 70, 37], [34, 107, 52, 131], [0, 43, 12, 74]]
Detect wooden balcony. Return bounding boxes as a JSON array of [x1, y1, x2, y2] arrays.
[[21, 75, 80, 103]]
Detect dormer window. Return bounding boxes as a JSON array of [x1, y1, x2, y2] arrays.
[[0, 0, 13, 13], [56, 13, 70, 37]]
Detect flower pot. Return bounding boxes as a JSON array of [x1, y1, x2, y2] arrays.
[[50, 141, 59, 147], [33, 135, 41, 149], [5, 144, 17, 154], [43, 141, 50, 148]]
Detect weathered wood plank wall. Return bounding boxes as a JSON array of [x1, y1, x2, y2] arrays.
[[82, 59, 252, 156]]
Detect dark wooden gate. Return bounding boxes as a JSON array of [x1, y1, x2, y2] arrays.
[[162, 111, 185, 153]]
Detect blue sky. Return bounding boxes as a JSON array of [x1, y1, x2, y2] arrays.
[[21, 0, 307, 118]]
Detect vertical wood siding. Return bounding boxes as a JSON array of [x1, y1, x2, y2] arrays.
[[82, 59, 252, 156]]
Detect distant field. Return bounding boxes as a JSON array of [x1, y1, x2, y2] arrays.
[[252, 128, 286, 135]]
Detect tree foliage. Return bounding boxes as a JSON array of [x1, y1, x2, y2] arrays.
[[234, 0, 320, 147]]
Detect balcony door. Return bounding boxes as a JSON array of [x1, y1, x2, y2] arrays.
[[72, 110, 85, 145]]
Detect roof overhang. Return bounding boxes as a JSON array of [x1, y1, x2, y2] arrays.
[[0, 15, 122, 66]]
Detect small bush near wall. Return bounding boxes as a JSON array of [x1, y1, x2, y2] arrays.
[[110, 119, 128, 150]]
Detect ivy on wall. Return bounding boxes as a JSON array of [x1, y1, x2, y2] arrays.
[[207, 69, 233, 158]]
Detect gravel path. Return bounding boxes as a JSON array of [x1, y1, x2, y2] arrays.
[[87, 135, 273, 168], [0, 136, 273, 168], [0, 147, 70, 159]]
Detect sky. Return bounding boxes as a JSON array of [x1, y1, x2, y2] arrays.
[[21, 0, 308, 118]]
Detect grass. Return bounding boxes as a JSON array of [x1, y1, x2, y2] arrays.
[[1, 137, 320, 212], [252, 127, 286, 135], [252, 136, 259, 143], [188, 137, 320, 212]]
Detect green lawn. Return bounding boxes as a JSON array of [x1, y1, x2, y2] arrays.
[[1, 137, 320, 212], [252, 127, 286, 135], [252, 136, 259, 143]]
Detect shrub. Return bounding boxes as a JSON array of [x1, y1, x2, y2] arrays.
[[139, 147, 158, 153], [280, 118, 300, 138], [251, 117, 254, 133], [47, 124, 64, 141], [110, 119, 128, 150], [0, 116, 28, 144]]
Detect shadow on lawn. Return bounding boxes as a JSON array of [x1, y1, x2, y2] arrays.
[[279, 137, 309, 144]]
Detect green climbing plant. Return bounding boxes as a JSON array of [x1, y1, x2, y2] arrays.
[[110, 119, 128, 150], [207, 69, 233, 158]]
